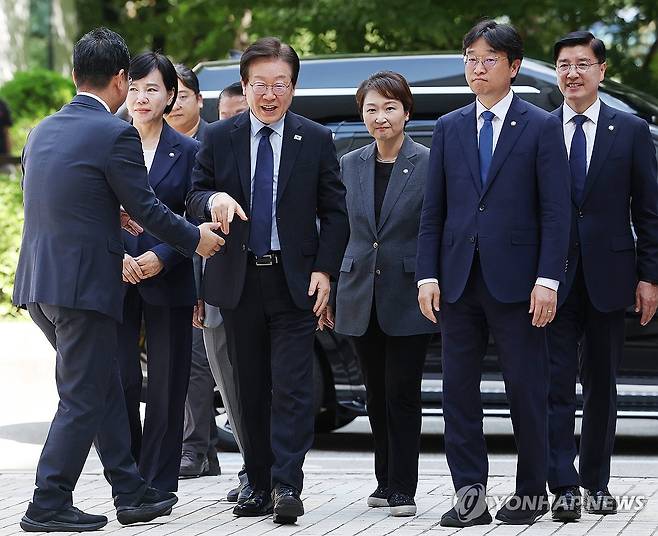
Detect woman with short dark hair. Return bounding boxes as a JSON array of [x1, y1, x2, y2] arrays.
[[327, 71, 439, 516], [117, 51, 200, 492]]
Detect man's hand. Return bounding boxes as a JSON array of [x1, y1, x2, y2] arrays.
[[210, 193, 248, 234], [635, 281, 658, 326], [193, 299, 205, 329], [529, 284, 557, 327], [120, 209, 143, 236], [317, 305, 335, 331], [308, 271, 331, 316], [196, 222, 225, 258], [122, 254, 144, 284], [134, 251, 164, 279], [418, 282, 440, 323]]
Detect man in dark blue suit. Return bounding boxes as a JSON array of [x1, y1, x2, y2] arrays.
[[416, 20, 571, 526], [12, 28, 223, 532], [547, 32, 658, 521]]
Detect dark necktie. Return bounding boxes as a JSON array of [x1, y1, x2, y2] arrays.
[[248, 126, 274, 257], [479, 110, 495, 187], [570, 114, 588, 205]]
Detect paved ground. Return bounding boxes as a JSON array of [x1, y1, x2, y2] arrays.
[[1, 321, 658, 534]]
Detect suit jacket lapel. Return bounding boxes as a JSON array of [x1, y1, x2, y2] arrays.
[[276, 113, 303, 206], [377, 135, 415, 231], [358, 142, 377, 237], [229, 111, 252, 212], [456, 102, 482, 194], [149, 122, 180, 190], [481, 95, 528, 198], [581, 102, 617, 205]]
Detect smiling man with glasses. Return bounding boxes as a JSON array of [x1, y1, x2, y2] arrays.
[[547, 31, 658, 521]]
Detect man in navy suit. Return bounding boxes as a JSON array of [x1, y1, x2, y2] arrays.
[[186, 37, 349, 525], [547, 32, 658, 521], [12, 28, 223, 532], [416, 20, 571, 526]]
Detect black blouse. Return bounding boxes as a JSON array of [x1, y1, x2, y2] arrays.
[[374, 160, 394, 225]]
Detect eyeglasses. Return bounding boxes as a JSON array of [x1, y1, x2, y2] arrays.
[[556, 62, 602, 74], [463, 55, 500, 70], [249, 81, 291, 96]]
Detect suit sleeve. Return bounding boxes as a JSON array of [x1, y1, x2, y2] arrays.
[[630, 119, 658, 282], [535, 114, 571, 282], [105, 126, 199, 258], [416, 117, 446, 282], [186, 127, 217, 222], [313, 129, 350, 279]]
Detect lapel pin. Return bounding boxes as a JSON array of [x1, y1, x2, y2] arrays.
[[608, 125, 614, 131], [510, 121, 517, 127], [168, 152, 174, 157], [403, 168, 408, 174], [294, 134, 302, 141]]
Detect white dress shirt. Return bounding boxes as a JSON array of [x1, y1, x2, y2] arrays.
[[208, 112, 284, 251], [418, 89, 559, 292], [76, 91, 111, 113], [562, 98, 600, 172], [143, 148, 156, 173]]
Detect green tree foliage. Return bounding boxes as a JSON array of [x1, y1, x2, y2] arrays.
[[0, 172, 25, 319], [0, 69, 75, 122]]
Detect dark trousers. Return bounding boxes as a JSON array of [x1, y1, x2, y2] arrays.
[[27, 303, 146, 510], [116, 286, 193, 492], [222, 263, 317, 492], [547, 261, 625, 492], [351, 306, 430, 497], [440, 259, 549, 497], [182, 327, 218, 457]]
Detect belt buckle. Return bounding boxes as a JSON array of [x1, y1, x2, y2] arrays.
[[255, 254, 274, 267]]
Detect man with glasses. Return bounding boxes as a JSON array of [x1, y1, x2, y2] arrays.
[[417, 20, 571, 526], [186, 37, 349, 525], [547, 31, 658, 521]]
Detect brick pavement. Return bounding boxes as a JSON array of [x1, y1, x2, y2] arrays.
[[0, 469, 656, 535]]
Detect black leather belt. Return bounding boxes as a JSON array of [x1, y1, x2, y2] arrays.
[[248, 251, 282, 266]]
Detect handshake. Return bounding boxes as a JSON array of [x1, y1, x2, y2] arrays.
[[120, 209, 225, 259]]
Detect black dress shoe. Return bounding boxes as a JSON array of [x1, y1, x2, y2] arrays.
[[584, 489, 617, 515], [21, 503, 108, 532], [232, 489, 273, 517], [115, 487, 178, 525], [552, 486, 581, 522], [440, 506, 492, 527], [272, 485, 304, 524], [179, 451, 209, 479], [495, 494, 550, 525]]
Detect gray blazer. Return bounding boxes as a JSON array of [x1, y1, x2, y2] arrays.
[[334, 135, 439, 337]]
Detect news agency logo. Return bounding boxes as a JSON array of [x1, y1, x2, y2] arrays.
[[452, 484, 488, 522]]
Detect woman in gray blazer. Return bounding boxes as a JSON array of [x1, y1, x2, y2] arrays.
[[324, 71, 439, 516]]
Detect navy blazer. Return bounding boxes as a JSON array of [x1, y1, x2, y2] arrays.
[[186, 110, 350, 310], [553, 102, 658, 311], [122, 122, 199, 307], [13, 95, 199, 321], [416, 94, 571, 304], [335, 135, 439, 336]]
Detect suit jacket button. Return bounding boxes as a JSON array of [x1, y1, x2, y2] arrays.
[[478, 204, 485, 212], [373, 242, 378, 249], [575, 241, 580, 247], [375, 269, 381, 275], [469, 236, 475, 243], [578, 211, 584, 218], [241, 244, 246, 251]]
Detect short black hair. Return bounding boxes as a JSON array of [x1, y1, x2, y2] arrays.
[[174, 64, 200, 95], [239, 37, 300, 86], [220, 82, 244, 100], [73, 27, 130, 89], [553, 31, 606, 64], [463, 19, 524, 83], [355, 71, 414, 118], [129, 51, 178, 114]]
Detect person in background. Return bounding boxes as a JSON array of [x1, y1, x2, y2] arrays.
[[217, 82, 248, 120], [167, 64, 208, 141], [327, 71, 439, 517], [0, 98, 12, 156], [118, 51, 200, 493]]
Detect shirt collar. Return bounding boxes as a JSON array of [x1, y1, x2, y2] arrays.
[[249, 111, 285, 138], [76, 92, 111, 113], [476, 89, 514, 121], [563, 98, 600, 126]]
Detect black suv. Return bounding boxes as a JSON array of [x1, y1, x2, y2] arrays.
[[194, 53, 658, 450]]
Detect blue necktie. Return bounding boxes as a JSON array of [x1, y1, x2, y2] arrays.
[[570, 115, 588, 205], [249, 126, 274, 257], [479, 111, 494, 187]]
